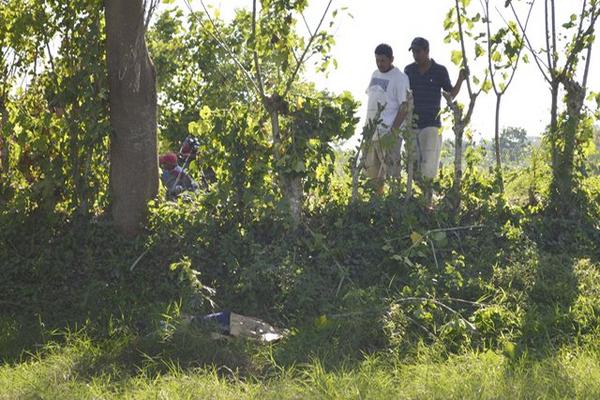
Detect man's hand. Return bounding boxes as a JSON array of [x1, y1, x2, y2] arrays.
[[458, 67, 469, 82]]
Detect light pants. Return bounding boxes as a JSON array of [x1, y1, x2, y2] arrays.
[[412, 126, 442, 180], [364, 130, 402, 180]]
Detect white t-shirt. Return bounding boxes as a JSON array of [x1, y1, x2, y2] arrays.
[[365, 66, 410, 139]]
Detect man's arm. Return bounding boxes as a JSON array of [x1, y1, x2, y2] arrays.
[[448, 68, 468, 99], [391, 100, 409, 132], [391, 78, 411, 132]]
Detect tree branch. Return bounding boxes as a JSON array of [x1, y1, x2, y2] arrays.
[[454, 0, 473, 96], [581, 8, 595, 88], [301, 12, 314, 37], [185, 0, 261, 97], [143, 0, 160, 30], [251, 0, 266, 103], [508, 1, 551, 83], [282, 0, 333, 99], [563, 5, 600, 80], [550, 0, 557, 73], [482, 0, 498, 93], [501, 0, 535, 94]]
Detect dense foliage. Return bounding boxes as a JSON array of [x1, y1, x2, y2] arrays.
[[1, 0, 600, 398]]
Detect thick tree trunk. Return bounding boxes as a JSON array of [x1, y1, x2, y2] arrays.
[[105, 0, 158, 236], [550, 79, 585, 214], [281, 174, 303, 224], [269, 105, 302, 226]]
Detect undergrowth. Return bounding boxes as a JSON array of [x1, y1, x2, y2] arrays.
[[1, 168, 599, 398]]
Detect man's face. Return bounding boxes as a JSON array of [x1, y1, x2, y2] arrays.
[[375, 54, 393, 73], [412, 47, 429, 64]]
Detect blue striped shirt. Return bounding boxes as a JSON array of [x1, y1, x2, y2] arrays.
[[404, 60, 453, 129]]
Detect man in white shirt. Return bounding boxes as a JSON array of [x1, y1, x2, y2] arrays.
[[364, 43, 411, 195]]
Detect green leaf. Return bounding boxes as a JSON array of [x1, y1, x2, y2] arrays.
[[444, 8, 455, 30], [475, 43, 484, 58], [451, 50, 463, 66], [411, 231, 424, 245], [314, 315, 329, 328], [200, 105, 212, 119], [482, 79, 493, 93]]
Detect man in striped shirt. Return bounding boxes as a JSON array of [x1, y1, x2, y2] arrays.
[[404, 37, 467, 208]]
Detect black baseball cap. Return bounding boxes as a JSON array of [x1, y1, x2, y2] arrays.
[[409, 37, 429, 51]]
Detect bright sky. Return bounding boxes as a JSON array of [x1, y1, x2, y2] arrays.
[[166, 0, 600, 142]]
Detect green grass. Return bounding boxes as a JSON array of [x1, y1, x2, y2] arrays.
[[2, 336, 600, 399], [2, 163, 600, 399]]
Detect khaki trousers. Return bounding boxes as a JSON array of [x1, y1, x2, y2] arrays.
[[410, 127, 442, 180], [364, 129, 402, 180]]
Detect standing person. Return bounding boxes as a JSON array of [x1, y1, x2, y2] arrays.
[[404, 37, 467, 207], [363, 43, 411, 195]]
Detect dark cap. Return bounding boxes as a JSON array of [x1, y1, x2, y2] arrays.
[[409, 37, 429, 51]]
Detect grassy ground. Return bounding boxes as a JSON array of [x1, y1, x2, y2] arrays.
[[2, 338, 600, 399], [2, 170, 599, 399]]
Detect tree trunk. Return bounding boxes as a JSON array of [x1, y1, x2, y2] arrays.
[[0, 97, 9, 176], [269, 101, 302, 226], [444, 93, 471, 211], [105, 0, 158, 236], [404, 131, 415, 204], [550, 79, 585, 214], [350, 136, 364, 203], [549, 81, 560, 172], [494, 94, 504, 192], [281, 174, 303, 224], [452, 124, 464, 209]]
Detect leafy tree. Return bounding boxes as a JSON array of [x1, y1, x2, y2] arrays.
[[148, 8, 274, 225], [1, 0, 110, 216], [500, 126, 530, 164], [0, 0, 47, 193], [481, 0, 532, 189], [510, 0, 600, 215], [443, 0, 489, 209], [191, 0, 357, 225], [152, 1, 357, 225]]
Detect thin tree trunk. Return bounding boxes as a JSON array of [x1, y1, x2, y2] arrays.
[[105, 0, 158, 236], [445, 92, 477, 211], [0, 97, 9, 175], [404, 133, 414, 204], [453, 125, 464, 208], [351, 136, 365, 203], [449, 0, 478, 210], [494, 94, 504, 191], [549, 81, 559, 171]]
